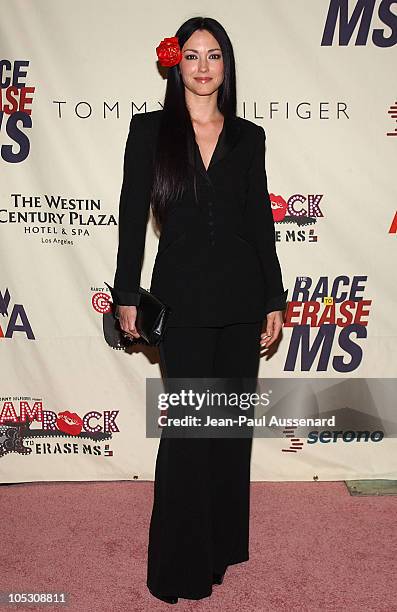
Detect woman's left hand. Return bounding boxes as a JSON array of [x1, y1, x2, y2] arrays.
[[260, 310, 284, 348]]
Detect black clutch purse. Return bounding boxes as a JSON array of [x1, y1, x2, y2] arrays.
[[103, 282, 171, 350]]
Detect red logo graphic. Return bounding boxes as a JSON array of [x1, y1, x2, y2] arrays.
[[389, 211, 397, 233], [92, 291, 111, 314], [270, 193, 288, 222], [56, 411, 83, 436]]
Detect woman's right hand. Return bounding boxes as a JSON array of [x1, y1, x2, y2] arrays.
[[117, 305, 141, 339]]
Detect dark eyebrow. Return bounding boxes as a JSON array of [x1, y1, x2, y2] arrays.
[[183, 48, 221, 53]]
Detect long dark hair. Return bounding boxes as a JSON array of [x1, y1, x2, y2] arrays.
[[150, 16, 237, 228]]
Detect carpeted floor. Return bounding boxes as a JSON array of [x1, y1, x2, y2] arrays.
[[1, 480, 396, 611]]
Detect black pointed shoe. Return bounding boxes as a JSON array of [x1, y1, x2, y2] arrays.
[[148, 589, 178, 604]]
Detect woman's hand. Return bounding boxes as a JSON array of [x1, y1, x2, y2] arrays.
[[117, 305, 141, 339], [260, 310, 284, 348]]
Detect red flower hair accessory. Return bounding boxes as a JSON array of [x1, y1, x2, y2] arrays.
[[156, 36, 182, 67]]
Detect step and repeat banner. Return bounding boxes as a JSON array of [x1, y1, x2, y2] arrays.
[[1, 0, 396, 482]]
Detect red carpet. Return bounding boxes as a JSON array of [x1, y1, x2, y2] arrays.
[[1, 481, 396, 611]]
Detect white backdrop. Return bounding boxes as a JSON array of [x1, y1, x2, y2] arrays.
[[1, 0, 396, 482]]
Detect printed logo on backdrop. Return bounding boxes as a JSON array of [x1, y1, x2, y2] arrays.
[[387, 99, 397, 136], [0, 398, 118, 458], [1, 60, 116, 246], [280, 423, 384, 456], [283, 275, 372, 372], [270, 192, 325, 242], [0, 288, 34, 339], [0, 60, 34, 163], [271, 377, 389, 455], [91, 287, 111, 316], [2, 192, 117, 246], [321, 0, 397, 47]]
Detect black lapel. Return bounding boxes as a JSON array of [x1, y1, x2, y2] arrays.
[[187, 115, 241, 177]]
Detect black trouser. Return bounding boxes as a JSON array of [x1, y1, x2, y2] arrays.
[[147, 321, 263, 600]]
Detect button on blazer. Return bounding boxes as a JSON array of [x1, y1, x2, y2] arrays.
[[112, 109, 288, 327]]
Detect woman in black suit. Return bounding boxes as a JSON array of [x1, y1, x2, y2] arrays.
[[112, 16, 288, 605]]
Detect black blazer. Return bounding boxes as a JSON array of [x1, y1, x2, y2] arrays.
[[112, 109, 288, 327]]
